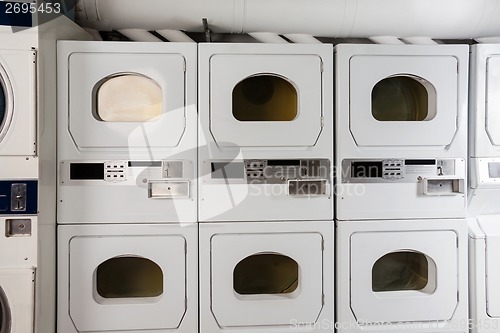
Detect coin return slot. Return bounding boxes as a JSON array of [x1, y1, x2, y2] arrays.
[[95, 256, 163, 299], [288, 180, 328, 196], [233, 253, 298, 295], [5, 219, 31, 237], [423, 178, 464, 195], [372, 251, 436, 294], [148, 181, 189, 199]]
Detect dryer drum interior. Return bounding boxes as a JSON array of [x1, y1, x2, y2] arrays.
[[95, 256, 164, 299], [232, 74, 298, 122], [233, 253, 299, 295], [371, 75, 436, 122], [372, 251, 435, 292], [0, 286, 11, 333], [93, 73, 163, 122]]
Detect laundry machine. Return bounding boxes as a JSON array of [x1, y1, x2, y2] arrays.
[[335, 44, 469, 220], [0, 181, 38, 333], [57, 223, 198, 333], [336, 219, 468, 333], [0, 26, 38, 179], [468, 44, 500, 216], [468, 44, 500, 333], [199, 220, 334, 332], [198, 43, 333, 222], [57, 41, 197, 223]]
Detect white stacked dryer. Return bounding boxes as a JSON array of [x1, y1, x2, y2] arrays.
[[198, 43, 334, 333], [57, 41, 198, 333], [468, 43, 500, 333], [335, 44, 469, 333]]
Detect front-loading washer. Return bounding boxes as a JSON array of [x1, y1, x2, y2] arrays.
[[0, 269, 36, 333], [57, 41, 197, 223], [57, 223, 197, 333], [198, 43, 333, 222], [199, 221, 334, 332], [335, 44, 469, 220], [336, 219, 468, 333]]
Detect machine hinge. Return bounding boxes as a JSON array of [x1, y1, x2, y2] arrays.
[[457, 291, 459, 302], [321, 239, 325, 251], [183, 59, 186, 72], [322, 294, 325, 305], [320, 60, 324, 73], [320, 117, 324, 128]]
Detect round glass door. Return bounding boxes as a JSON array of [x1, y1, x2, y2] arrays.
[[0, 287, 11, 333], [0, 76, 6, 136]]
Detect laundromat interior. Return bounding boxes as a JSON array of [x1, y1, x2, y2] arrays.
[[2, 0, 500, 332]]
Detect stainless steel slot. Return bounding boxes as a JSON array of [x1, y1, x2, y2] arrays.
[[148, 180, 189, 198], [288, 180, 328, 196]]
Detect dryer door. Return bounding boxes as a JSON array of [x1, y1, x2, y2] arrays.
[[211, 233, 323, 327], [67, 52, 186, 150], [350, 230, 458, 323], [68, 234, 187, 331], [485, 56, 500, 147], [349, 55, 458, 147], [477, 216, 500, 317], [209, 54, 323, 147]]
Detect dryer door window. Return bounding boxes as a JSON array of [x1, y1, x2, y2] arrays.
[[232, 75, 298, 122], [371, 76, 436, 122], [350, 230, 458, 323], [0, 79, 6, 134], [209, 54, 323, 147], [485, 56, 500, 147], [0, 286, 11, 333], [372, 251, 435, 293], [349, 55, 459, 147], [94, 74, 162, 122], [96, 256, 163, 299], [233, 253, 298, 295], [68, 52, 186, 150]]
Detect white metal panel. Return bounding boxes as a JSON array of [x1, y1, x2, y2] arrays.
[[68, 234, 186, 331], [485, 56, 500, 147], [68, 52, 186, 150], [477, 216, 500, 318], [209, 54, 323, 147], [350, 230, 458, 323], [211, 232, 323, 327], [0, 50, 36, 156], [349, 55, 458, 147]]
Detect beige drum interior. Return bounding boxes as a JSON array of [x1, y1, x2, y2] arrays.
[[68, 52, 186, 150]]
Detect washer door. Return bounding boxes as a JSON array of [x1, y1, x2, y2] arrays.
[[350, 230, 458, 323], [349, 55, 458, 147], [485, 56, 500, 147], [211, 233, 323, 327], [209, 54, 323, 147], [477, 216, 500, 317], [68, 52, 186, 150], [0, 52, 36, 156], [68, 235, 187, 331], [0, 286, 11, 333]]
